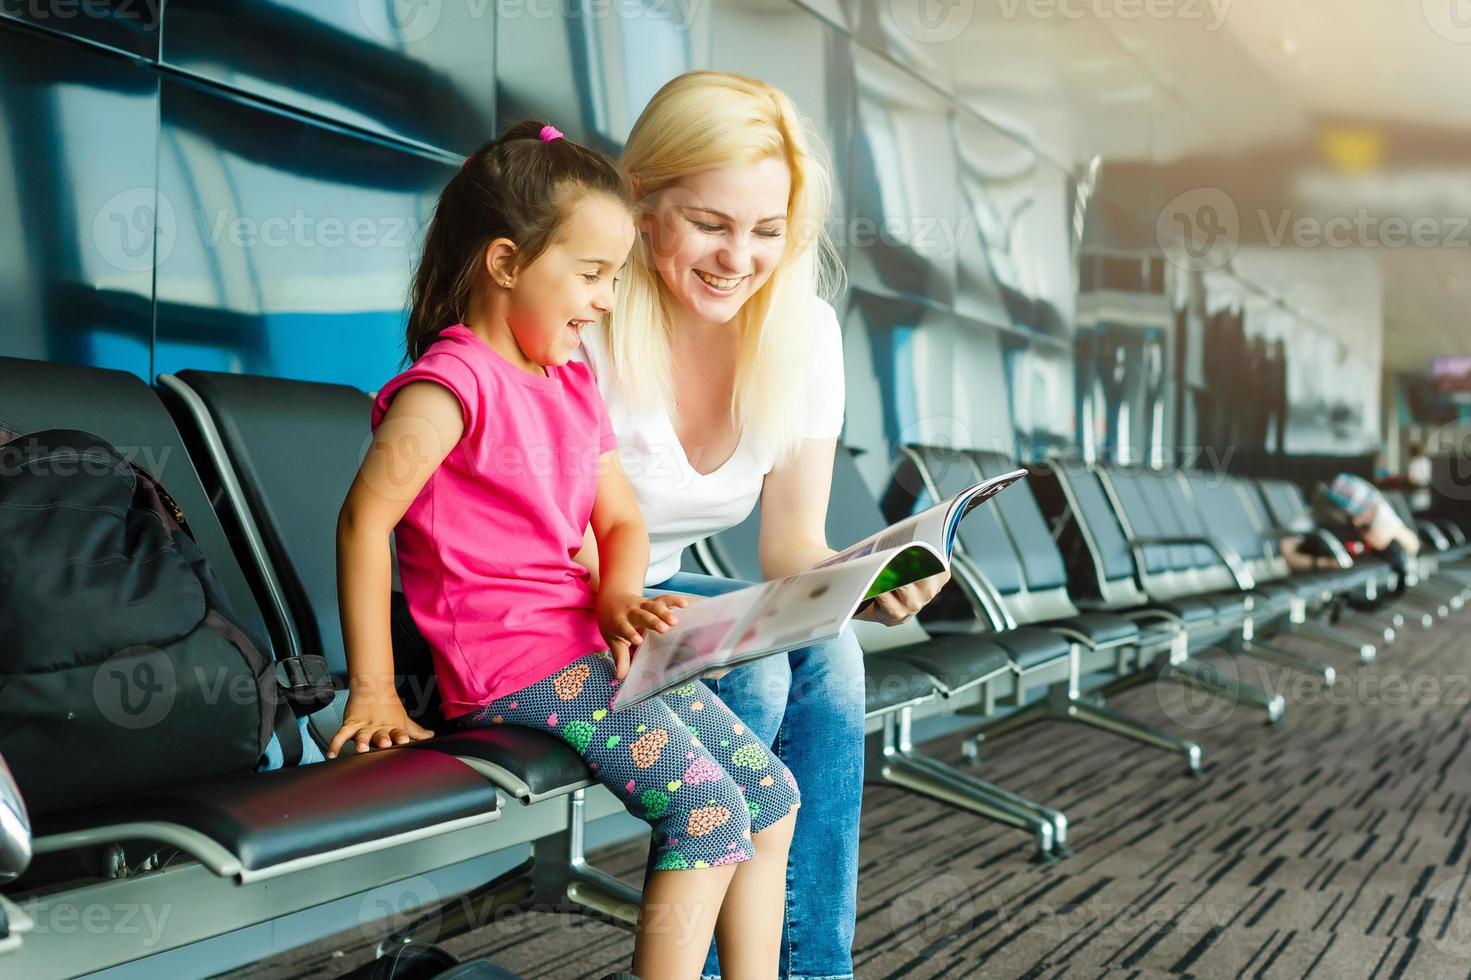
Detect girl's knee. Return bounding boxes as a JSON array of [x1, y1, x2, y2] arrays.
[[744, 758, 800, 836], [653, 774, 754, 871]]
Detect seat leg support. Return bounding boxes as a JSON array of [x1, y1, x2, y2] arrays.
[[1241, 639, 1337, 687], [966, 684, 1201, 775], [870, 710, 1065, 860], [1162, 659, 1286, 724], [1293, 621, 1377, 663], [379, 790, 641, 953], [1334, 609, 1398, 646]]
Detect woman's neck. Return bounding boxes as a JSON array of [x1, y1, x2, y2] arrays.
[[667, 302, 739, 362]]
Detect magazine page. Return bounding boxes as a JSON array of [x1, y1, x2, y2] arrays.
[[813, 468, 1028, 572], [811, 503, 950, 571], [941, 467, 1028, 553], [613, 549, 910, 711]]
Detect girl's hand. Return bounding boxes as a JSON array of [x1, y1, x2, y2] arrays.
[[857, 569, 952, 627], [597, 593, 695, 679], [326, 693, 435, 758]]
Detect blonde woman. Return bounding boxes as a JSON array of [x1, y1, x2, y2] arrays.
[[576, 71, 949, 980]]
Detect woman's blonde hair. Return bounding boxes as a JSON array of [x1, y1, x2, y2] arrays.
[[605, 70, 843, 464]]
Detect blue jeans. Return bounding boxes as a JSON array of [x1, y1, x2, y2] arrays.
[[646, 571, 866, 980]]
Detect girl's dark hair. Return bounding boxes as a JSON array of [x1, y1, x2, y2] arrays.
[[404, 120, 628, 363]]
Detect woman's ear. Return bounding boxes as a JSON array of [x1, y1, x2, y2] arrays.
[[485, 238, 519, 288]]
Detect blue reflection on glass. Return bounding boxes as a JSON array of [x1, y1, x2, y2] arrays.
[[153, 77, 458, 390], [0, 21, 157, 379]]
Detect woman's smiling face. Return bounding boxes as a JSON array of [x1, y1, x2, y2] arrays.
[[641, 156, 792, 326]]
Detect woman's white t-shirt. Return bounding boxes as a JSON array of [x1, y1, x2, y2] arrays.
[[579, 297, 846, 586]]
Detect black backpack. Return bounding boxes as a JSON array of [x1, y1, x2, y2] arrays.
[[0, 423, 334, 816]]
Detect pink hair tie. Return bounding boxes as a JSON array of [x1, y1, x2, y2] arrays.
[[539, 124, 564, 143]]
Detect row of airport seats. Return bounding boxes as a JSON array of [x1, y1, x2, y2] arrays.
[[696, 443, 1471, 865], [1, 355, 1468, 974]]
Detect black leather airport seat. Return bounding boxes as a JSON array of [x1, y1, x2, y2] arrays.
[[1043, 459, 1286, 722], [1180, 471, 1378, 675], [888, 446, 1202, 771], [37, 747, 498, 880], [0, 356, 501, 882], [1095, 465, 1254, 638]]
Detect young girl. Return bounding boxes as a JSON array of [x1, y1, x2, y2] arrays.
[[329, 121, 800, 980]]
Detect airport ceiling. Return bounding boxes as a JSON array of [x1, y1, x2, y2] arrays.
[[926, 0, 1471, 371]]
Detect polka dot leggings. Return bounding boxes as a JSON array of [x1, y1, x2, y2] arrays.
[[457, 651, 800, 870]]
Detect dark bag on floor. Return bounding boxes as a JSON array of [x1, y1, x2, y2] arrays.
[[0, 424, 333, 816], [337, 942, 525, 980]]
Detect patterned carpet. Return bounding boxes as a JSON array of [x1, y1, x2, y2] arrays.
[[222, 614, 1471, 979]]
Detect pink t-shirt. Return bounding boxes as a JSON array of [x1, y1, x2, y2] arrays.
[[370, 324, 616, 719]]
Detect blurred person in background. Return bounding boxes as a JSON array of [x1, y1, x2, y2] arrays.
[[1406, 441, 1433, 513]]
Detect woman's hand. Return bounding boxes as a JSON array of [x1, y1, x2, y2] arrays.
[[856, 569, 952, 627], [326, 693, 435, 758], [597, 593, 692, 679]]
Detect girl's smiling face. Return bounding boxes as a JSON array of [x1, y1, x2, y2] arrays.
[[641, 156, 791, 326], [499, 192, 635, 368]]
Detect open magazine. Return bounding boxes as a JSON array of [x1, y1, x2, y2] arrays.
[[611, 468, 1028, 711]]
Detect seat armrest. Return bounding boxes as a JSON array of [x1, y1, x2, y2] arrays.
[[1416, 520, 1451, 552], [1127, 535, 1256, 590]]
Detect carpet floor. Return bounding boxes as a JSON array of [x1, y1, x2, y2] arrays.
[[219, 615, 1471, 979]]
